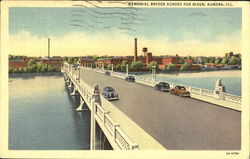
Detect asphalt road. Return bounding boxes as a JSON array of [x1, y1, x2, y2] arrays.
[[77, 68, 241, 150]]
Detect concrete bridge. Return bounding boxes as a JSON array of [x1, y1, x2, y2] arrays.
[[61, 62, 241, 150]]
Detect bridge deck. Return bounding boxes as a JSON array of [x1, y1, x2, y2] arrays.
[[77, 68, 241, 150]]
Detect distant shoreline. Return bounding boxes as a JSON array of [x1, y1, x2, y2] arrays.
[[130, 68, 241, 75], [9, 72, 63, 78]]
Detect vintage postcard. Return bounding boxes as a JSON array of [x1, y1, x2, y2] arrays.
[[0, 0, 249, 159]]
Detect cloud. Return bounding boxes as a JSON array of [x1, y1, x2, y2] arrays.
[[10, 30, 241, 57]]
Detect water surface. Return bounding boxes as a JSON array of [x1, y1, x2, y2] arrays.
[[9, 73, 90, 150], [137, 70, 241, 96]]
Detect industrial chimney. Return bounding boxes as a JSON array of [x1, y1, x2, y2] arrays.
[[134, 38, 138, 61], [48, 38, 50, 59]]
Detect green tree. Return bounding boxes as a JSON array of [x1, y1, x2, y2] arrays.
[[235, 57, 241, 65], [180, 62, 191, 71], [41, 64, 48, 72], [229, 56, 237, 65], [68, 57, 74, 64], [178, 57, 185, 64], [19, 68, 25, 73], [165, 64, 175, 71], [215, 58, 221, 65], [131, 61, 143, 69], [28, 59, 36, 66], [62, 57, 68, 62], [209, 57, 215, 63], [221, 58, 228, 64], [12, 68, 18, 73], [106, 64, 112, 70], [114, 64, 122, 72], [147, 61, 158, 70], [23, 67, 28, 72]]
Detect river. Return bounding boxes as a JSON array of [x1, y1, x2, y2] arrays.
[[8, 70, 241, 150], [136, 70, 241, 96], [9, 73, 90, 150]]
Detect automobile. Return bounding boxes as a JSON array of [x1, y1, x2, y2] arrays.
[[170, 86, 191, 97], [72, 64, 80, 70], [125, 75, 135, 82], [102, 87, 119, 101], [104, 71, 110, 76], [154, 82, 170, 92]]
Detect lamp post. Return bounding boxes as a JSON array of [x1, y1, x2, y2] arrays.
[[126, 64, 129, 76], [78, 66, 81, 83], [152, 65, 156, 81]]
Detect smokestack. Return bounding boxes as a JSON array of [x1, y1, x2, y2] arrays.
[[48, 38, 50, 59], [134, 38, 138, 61]]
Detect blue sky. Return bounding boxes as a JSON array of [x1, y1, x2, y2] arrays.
[[9, 7, 242, 56]]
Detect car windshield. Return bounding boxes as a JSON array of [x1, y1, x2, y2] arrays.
[[129, 76, 134, 79], [159, 82, 168, 86], [179, 87, 186, 90], [107, 90, 114, 92]]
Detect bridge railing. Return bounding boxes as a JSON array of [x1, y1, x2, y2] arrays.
[[63, 64, 139, 150], [81, 66, 241, 105], [224, 93, 242, 103]]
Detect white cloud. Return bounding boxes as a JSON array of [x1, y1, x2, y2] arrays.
[[10, 30, 241, 57]]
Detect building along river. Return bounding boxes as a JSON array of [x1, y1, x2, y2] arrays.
[[9, 73, 90, 150], [136, 70, 241, 96]]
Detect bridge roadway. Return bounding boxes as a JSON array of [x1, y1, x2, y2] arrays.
[[76, 68, 241, 150]]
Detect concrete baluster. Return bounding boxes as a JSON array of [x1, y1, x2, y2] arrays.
[[90, 84, 101, 150], [113, 123, 120, 140]]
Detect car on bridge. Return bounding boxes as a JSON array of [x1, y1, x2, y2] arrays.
[[72, 64, 80, 70], [104, 71, 110, 76], [154, 82, 170, 92], [125, 75, 135, 82], [170, 86, 190, 97], [102, 87, 119, 101]]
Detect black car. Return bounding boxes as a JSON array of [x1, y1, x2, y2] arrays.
[[102, 87, 119, 101], [125, 75, 135, 82], [104, 71, 110, 76], [154, 82, 170, 92]]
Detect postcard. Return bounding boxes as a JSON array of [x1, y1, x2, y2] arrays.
[[0, 0, 249, 159]]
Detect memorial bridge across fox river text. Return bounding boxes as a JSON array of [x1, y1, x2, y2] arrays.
[[62, 62, 241, 150]]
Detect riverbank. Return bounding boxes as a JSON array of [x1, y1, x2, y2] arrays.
[[130, 68, 241, 75], [9, 72, 63, 78]]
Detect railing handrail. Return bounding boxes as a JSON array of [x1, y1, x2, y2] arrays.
[[79, 66, 241, 104], [63, 64, 139, 150]]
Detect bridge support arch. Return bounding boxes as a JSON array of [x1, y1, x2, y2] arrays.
[[76, 96, 89, 111], [70, 86, 79, 96]]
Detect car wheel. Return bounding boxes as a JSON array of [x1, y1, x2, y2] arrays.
[[179, 94, 183, 97]]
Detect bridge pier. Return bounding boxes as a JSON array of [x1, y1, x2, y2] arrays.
[[95, 122, 112, 150], [70, 87, 79, 96], [90, 101, 96, 150], [68, 81, 73, 88], [76, 96, 89, 111]]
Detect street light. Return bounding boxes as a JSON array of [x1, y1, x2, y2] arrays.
[[126, 64, 129, 76], [152, 65, 156, 81], [78, 66, 81, 83]]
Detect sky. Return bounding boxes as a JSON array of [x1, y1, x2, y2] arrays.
[[9, 7, 242, 57]]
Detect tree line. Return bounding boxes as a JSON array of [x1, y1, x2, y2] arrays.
[[9, 59, 57, 73]]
